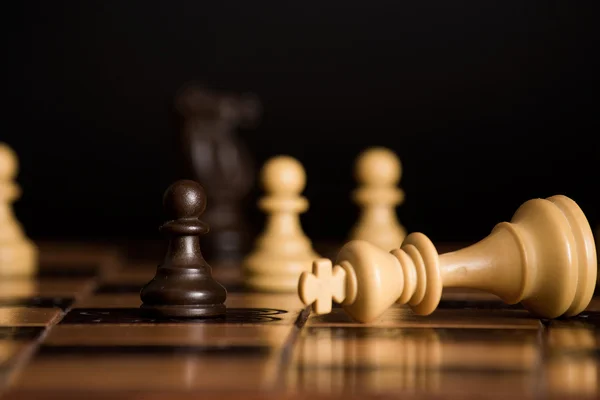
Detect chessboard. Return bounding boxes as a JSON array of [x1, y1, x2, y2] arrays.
[[1, 241, 598, 400]]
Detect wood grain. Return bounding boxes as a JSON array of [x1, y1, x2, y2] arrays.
[[1, 241, 598, 400]]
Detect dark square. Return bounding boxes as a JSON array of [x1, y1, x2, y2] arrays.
[[544, 310, 600, 329], [36, 343, 271, 357], [302, 326, 538, 343], [0, 327, 45, 340], [60, 307, 288, 324], [0, 297, 74, 311], [437, 299, 524, 310]]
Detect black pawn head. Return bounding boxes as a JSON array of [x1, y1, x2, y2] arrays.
[[160, 180, 210, 235], [163, 179, 207, 221], [140, 179, 226, 318]]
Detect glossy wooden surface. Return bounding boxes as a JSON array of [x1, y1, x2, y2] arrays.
[[0, 242, 598, 400]]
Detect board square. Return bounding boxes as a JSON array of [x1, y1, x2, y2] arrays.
[[11, 352, 283, 391], [43, 324, 295, 348], [0, 298, 74, 311], [36, 344, 271, 356], [292, 326, 540, 371], [59, 308, 293, 325], [0, 279, 95, 300], [285, 325, 541, 395], [0, 308, 63, 327], [307, 304, 542, 329], [73, 294, 140, 309], [0, 341, 31, 369], [285, 361, 538, 396], [0, 327, 45, 341]]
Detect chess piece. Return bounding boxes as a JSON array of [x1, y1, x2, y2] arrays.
[[243, 156, 320, 292], [299, 195, 597, 323], [596, 225, 600, 284], [140, 180, 227, 317], [176, 84, 260, 267], [0, 143, 37, 276], [349, 147, 406, 251]]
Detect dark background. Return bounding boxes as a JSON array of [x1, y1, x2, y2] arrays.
[[5, 1, 600, 245]]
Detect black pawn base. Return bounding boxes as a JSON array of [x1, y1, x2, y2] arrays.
[[140, 267, 227, 318], [140, 303, 226, 318]]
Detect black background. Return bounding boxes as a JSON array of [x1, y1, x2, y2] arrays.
[[5, 1, 600, 244]]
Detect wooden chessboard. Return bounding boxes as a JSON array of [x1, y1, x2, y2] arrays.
[[1, 242, 598, 400]]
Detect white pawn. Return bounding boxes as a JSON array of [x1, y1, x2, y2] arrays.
[[349, 147, 406, 251], [0, 143, 37, 276], [243, 155, 320, 292], [596, 225, 600, 284]]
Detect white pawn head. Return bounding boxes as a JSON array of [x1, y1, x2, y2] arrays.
[[0, 143, 18, 181], [355, 147, 402, 187], [261, 155, 306, 196]]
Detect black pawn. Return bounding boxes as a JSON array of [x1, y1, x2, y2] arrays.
[[140, 180, 227, 318]]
